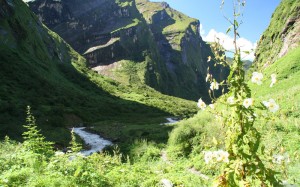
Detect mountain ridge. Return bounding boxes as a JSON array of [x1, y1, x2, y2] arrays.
[[0, 0, 197, 144], [26, 0, 229, 101]]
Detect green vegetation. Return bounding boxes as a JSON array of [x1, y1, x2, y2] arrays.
[[1, 46, 298, 187], [164, 46, 300, 186], [254, 0, 299, 68], [136, 0, 198, 50], [0, 0, 196, 147], [1, 0, 299, 186]]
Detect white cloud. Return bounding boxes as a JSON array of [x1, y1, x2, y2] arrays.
[[199, 24, 205, 37], [202, 29, 256, 61]]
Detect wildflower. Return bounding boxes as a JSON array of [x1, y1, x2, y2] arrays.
[[210, 82, 219, 90], [263, 99, 279, 113], [204, 151, 214, 164], [207, 56, 211, 62], [251, 72, 263, 85], [243, 98, 253, 108], [227, 96, 235, 104], [204, 150, 229, 164], [270, 73, 277, 87], [161, 179, 173, 187], [215, 150, 229, 163], [273, 154, 290, 165], [209, 104, 215, 109], [197, 98, 206, 110]]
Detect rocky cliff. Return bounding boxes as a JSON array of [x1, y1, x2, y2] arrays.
[[254, 0, 300, 68], [26, 0, 228, 101], [0, 0, 197, 142]]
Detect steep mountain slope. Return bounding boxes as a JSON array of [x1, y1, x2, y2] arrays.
[[26, 0, 228, 101], [254, 0, 300, 68], [0, 0, 197, 144]]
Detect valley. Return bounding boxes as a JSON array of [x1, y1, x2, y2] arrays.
[[0, 0, 299, 186]]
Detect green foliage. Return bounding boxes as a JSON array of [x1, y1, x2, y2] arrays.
[[68, 129, 82, 153], [254, 0, 300, 68], [129, 140, 161, 161], [22, 106, 53, 157], [0, 0, 197, 146]]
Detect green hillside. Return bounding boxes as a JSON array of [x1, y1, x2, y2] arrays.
[[27, 0, 228, 101], [164, 46, 300, 186], [254, 0, 300, 68], [0, 0, 197, 146], [0, 0, 299, 186]]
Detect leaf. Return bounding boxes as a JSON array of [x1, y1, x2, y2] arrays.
[[234, 20, 239, 27], [226, 26, 232, 34]]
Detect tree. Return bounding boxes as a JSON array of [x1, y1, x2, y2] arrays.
[[22, 106, 53, 157]]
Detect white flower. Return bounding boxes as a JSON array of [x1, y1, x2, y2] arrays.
[[227, 96, 235, 104], [204, 150, 229, 164], [204, 151, 214, 164], [209, 104, 215, 109], [273, 154, 290, 165], [243, 98, 253, 108], [197, 98, 206, 110], [270, 74, 277, 87], [161, 179, 173, 187], [218, 150, 229, 163], [251, 72, 263, 85], [263, 99, 279, 113], [210, 82, 219, 90]]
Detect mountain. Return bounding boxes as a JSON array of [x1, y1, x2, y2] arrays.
[[0, 0, 197, 145], [26, 0, 229, 101], [254, 0, 300, 68], [225, 56, 252, 70]]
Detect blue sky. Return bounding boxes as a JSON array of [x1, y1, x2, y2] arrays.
[[151, 0, 281, 60]]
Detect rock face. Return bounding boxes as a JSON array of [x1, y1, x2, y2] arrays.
[[254, 0, 300, 68], [0, 0, 197, 141], [27, 0, 228, 101]]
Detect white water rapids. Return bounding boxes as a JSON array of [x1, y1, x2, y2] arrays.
[[72, 127, 113, 156], [162, 117, 179, 125], [72, 118, 179, 156]]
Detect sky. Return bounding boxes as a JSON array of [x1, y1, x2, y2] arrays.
[[150, 0, 281, 60]]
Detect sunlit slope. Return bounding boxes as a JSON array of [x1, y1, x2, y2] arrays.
[[0, 0, 196, 144]]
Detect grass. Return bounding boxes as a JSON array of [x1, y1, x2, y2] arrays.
[[254, 0, 300, 68], [163, 46, 300, 185], [1, 0, 299, 186], [0, 0, 197, 147]]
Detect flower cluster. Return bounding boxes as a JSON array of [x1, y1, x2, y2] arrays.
[[263, 99, 279, 113], [251, 72, 263, 85], [250, 72, 280, 113], [197, 98, 206, 110], [273, 154, 290, 165], [204, 150, 229, 164], [243, 98, 253, 108], [210, 82, 219, 90]]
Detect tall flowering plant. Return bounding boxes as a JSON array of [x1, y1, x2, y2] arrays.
[[197, 1, 282, 186]]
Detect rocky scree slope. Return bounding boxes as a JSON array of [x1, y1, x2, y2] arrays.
[[0, 0, 197, 143], [27, 0, 229, 101], [254, 0, 300, 68]]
